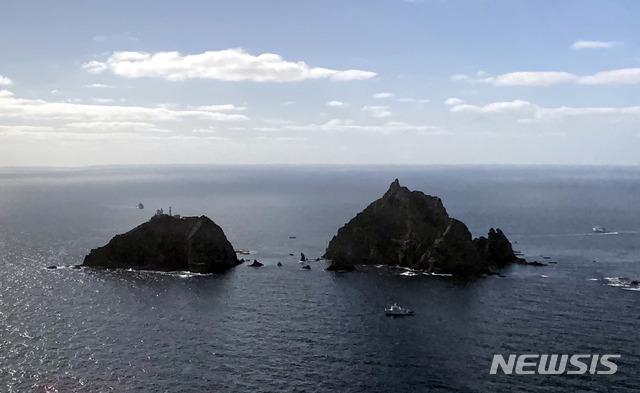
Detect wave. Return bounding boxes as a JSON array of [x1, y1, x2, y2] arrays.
[[45, 265, 211, 278]]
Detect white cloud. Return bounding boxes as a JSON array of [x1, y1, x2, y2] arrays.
[[578, 68, 640, 85], [0, 89, 248, 128], [66, 121, 169, 133], [0, 125, 55, 133], [447, 97, 640, 122], [263, 118, 295, 125], [449, 99, 535, 114], [0, 90, 257, 145], [82, 60, 108, 74], [373, 92, 395, 99], [362, 105, 392, 118], [85, 83, 114, 89], [0, 75, 13, 85], [444, 98, 465, 106], [192, 127, 218, 134], [493, 72, 578, 86], [327, 100, 347, 108], [536, 105, 640, 120], [82, 49, 377, 82], [195, 104, 247, 112], [453, 67, 640, 86], [571, 40, 617, 50], [283, 119, 439, 134], [396, 97, 429, 103], [451, 71, 494, 84], [92, 98, 115, 103]]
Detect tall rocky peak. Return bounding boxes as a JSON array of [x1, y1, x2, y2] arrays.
[[83, 214, 239, 273], [324, 180, 519, 276], [385, 178, 402, 194], [486, 228, 518, 268], [379, 179, 448, 218]]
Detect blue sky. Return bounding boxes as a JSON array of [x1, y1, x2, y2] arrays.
[[1, 0, 640, 166]]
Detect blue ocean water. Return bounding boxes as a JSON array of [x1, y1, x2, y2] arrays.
[[0, 165, 639, 392]]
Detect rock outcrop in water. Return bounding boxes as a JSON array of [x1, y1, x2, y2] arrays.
[[249, 260, 264, 267], [324, 179, 523, 276], [83, 214, 239, 273]]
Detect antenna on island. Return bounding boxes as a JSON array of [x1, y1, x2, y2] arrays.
[[169, 206, 172, 216]]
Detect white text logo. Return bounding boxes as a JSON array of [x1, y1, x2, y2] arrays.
[[490, 354, 620, 375]]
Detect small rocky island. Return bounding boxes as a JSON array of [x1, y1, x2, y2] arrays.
[[324, 179, 524, 276], [83, 214, 240, 273]]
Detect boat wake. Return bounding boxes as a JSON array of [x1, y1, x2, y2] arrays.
[[523, 231, 632, 238], [604, 277, 640, 291]]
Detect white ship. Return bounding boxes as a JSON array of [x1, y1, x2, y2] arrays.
[[385, 303, 414, 316]]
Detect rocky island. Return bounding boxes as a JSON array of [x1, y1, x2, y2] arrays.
[[83, 214, 240, 273], [324, 179, 524, 276]]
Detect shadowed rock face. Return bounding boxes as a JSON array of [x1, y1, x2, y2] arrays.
[[83, 215, 239, 273], [324, 179, 520, 276]]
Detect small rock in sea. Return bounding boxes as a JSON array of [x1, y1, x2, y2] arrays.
[[289, 253, 294, 256], [300, 253, 306, 262], [239, 258, 245, 263], [249, 260, 264, 267], [528, 261, 547, 266], [71, 265, 82, 269], [301, 264, 311, 270], [46, 265, 57, 269], [326, 264, 355, 272], [315, 258, 321, 261], [277, 262, 283, 267]]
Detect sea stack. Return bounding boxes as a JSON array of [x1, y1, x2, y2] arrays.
[[324, 179, 522, 276], [83, 214, 240, 273]]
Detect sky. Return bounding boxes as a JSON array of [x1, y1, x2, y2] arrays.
[[1, 0, 640, 166]]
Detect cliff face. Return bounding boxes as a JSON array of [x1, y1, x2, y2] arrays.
[[83, 215, 239, 273], [324, 180, 520, 276]]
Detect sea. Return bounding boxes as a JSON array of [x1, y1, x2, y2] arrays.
[[0, 165, 639, 392]]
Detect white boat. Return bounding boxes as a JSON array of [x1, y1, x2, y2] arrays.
[[592, 226, 607, 233], [385, 303, 414, 316]]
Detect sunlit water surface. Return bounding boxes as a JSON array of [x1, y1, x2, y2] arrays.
[[1, 165, 639, 392]]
